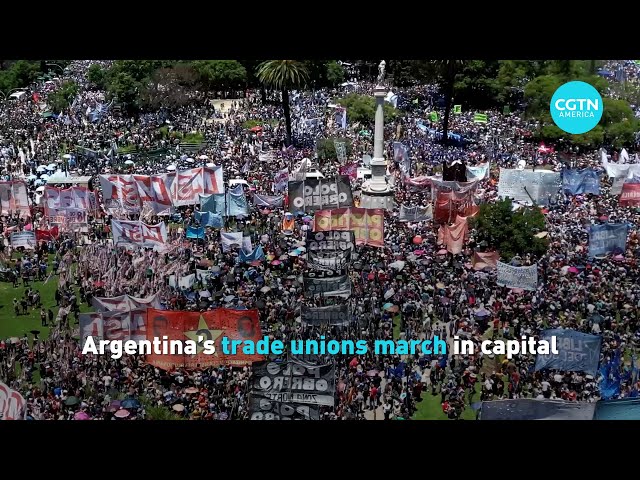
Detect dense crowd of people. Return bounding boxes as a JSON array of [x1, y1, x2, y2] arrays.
[[0, 60, 639, 421]]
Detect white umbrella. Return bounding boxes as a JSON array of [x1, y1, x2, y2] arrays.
[[40, 174, 50, 179], [34, 179, 45, 186], [199, 155, 209, 160], [36, 165, 47, 173], [389, 260, 406, 271], [206, 163, 215, 168], [124, 160, 134, 165], [199, 290, 211, 298], [46, 163, 57, 170], [35, 186, 45, 193], [186, 158, 195, 163], [166, 165, 176, 171], [26, 174, 37, 181], [62, 154, 71, 159]]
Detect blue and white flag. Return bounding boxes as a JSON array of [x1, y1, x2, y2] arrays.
[[238, 245, 266, 263], [588, 223, 627, 257], [186, 226, 205, 239], [562, 169, 600, 195], [334, 108, 347, 130], [534, 329, 602, 376], [466, 163, 490, 181], [194, 211, 223, 228]]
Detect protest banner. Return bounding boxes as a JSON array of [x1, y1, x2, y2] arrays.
[[534, 329, 602, 376], [288, 176, 353, 212], [313, 208, 384, 248], [496, 261, 538, 291], [588, 223, 627, 257]]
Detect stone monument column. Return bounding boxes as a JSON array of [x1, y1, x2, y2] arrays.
[[359, 61, 395, 210]]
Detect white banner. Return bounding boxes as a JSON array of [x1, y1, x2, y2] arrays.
[[111, 220, 168, 250], [496, 261, 538, 291], [498, 169, 561, 205], [10, 231, 36, 249], [466, 163, 490, 181], [92, 294, 162, 312], [79, 309, 147, 348], [0, 380, 26, 420], [221, 231, 243, 252], [0, 181, 30, 216], [169, 273, 196, 289]]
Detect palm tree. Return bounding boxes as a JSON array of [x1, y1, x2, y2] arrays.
[[434, 60, 464, 146], [256, 60, 309, 146]]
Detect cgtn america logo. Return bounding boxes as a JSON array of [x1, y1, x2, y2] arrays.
[[554, 98, 599, 118], [550, 81, 603, 135]]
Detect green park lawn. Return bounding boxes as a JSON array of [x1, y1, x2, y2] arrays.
[[0, 259, 92, 341]]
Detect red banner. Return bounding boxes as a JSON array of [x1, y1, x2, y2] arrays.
[[35, 226, 59, 242], [620, 183, 640, 206], [437, 215, 469, 254], [313, 208, 384, 248], [145, 308, 263, 370], [339, 162, 358, 180], [434, 190, 477, 225]]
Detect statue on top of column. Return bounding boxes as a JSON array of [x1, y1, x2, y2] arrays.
[[377, 60, 386, 84]]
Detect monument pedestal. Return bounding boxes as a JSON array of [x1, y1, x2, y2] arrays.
[[360, 84, 395, 211]]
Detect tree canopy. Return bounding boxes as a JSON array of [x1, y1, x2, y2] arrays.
[[335, 93, 397, 126], [469, 198, 548, 261]]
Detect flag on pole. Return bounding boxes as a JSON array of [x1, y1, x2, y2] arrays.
[[453, 105, 462, 114], [412, 98, 419, 105], [430, 112, 438, 122], [474, 113, 488, 123]]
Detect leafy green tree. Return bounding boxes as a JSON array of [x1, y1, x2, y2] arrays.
[[47, 80, 79, 113], [335, 93, 397, 126], [452, 60, 501, 109], [316, 137, 353, 161], [326, 61, 345, 86], [523, 74, 564, 117], [8, 60, 40, 88], [469, 198, 548, 261], [256, 60, 309, 146], [139, 65, 197, 109], [106, 71, 140, 109], [192, 60, 247, 95], [87, 64, 106, 89], [602, 98, 638, 147]]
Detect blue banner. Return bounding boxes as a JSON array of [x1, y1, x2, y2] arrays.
[[563, 169, 600, 195], [200, 186, 248, 217], [238, 245, 265, 263], [588, 223, 627, 257], [194, 211, 223, 229], [200, 193, 226, 215], [534, 329, 602, 376], [595, 398, 640, 420], [186, 226, 205, 239], [226, 184, 249, 217], [599, 349, 624, 400], [480, 399, 596, 420]]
